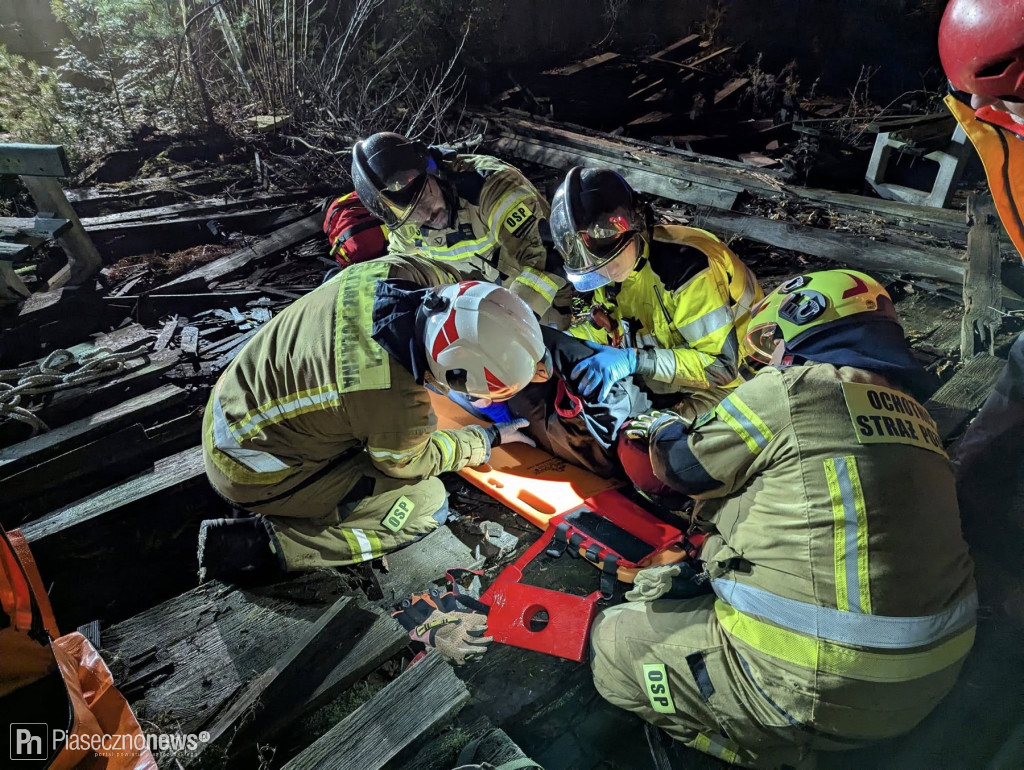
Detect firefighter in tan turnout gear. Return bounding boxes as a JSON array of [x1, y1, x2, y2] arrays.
[[198, 255, 545, 583], [594, 270, 976, 767], [549, 167, 763, 421], [352, 131, 572, 327]]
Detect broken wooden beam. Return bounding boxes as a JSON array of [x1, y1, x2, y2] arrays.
[[192, 595, 375, 764], [925, 354, 1007, 441], [281, 652, 469, 770], [150, 211, 323, 294], [101, 572, 356, 735], [961, 194, 1003, 357], [480, 112, 979, 241]]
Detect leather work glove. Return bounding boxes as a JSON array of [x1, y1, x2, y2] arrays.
[[622, 410, 685, 443], [393, 588, 493, 665], [624, 562, 708, 602], [571, 341, 638, 403], [483, 417, 536, 448]]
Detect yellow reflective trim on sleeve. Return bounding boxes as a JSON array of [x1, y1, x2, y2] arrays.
[[430, 431, 458, 470], [714, 394, 773, 454], [825, 456, 872, 614], [232, 384, 341, 442], [513, 267, 559, 304], [691, 733, 740, 764], [715, 600, 975, 683], [641, 663, 676, 714], [204, 397, 294, 486]]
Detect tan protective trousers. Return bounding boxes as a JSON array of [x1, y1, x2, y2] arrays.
[[206, 452, 447, 571], [590, 597, 826, 768]]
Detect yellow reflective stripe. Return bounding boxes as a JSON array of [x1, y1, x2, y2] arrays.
[[204, 405, 293, 486], [342, 528, 380, 563], [715, 600, 975, 683], [715, 395, 773, 454], [691, 733, 740, 763], [232, 384, 341, 442], [488, 188, 534, 233], [367, 435, 430, 463], [430, 431, 458, 471], [825, 456, 871, 613], [513, 268, 559, 304]]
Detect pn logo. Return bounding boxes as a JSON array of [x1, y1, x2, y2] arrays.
[[10, 723, 47, 760]]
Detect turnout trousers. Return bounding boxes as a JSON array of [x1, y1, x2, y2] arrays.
[[592, 598, 838, 769], [204, 450, 448, 571]]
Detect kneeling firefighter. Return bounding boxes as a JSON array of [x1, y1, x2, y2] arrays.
[[549, 167, 763, 421], [592, 270, 976, 767], [199, 255, 544, 583]]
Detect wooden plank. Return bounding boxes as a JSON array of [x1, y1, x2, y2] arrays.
[[690, 207, 968, 284], [490, 134, 739, 210], [0, 216, 71, 239], [78, 191, 313, 228], [374, 525, 480, 605], [961, 194, 1002, 357], [102, 572, 356, 735], [1, 424, 158, 527], [0, 143, 70, 176], [714, 77, 750, 105], [300, 608, 409, 719], [545, 52, 619, 76], [22, 445, 216, 628], [151, 211, 323, 293], [687, 45, 733, 68], [649, 33, 700, 61], [925, 354, 1006, 441], [481, 113, 974, 238], [0, 241, 32, 258], [193, 595, 375, 764], [281, 652, 469, 770]]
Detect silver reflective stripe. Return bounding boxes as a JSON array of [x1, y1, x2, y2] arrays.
[[211, 395, 290, 473], [350, 528, 375, 561], [232, 388, 339, 441], [712, 578, 978, 650], [677, 305, 731, 343], [718, 398, 771, 450], [834, 456, 864, 612], [429, 234, 496, 259]]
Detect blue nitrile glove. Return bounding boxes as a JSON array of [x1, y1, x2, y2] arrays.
[[571, 341, 638, 403], [482, 418, 537, 448]]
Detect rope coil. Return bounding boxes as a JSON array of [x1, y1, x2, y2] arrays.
[[0, 346, 150, 435]]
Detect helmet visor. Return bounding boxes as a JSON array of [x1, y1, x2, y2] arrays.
[[379, 173, 428, 228], [565, 236, 640, 292], [744, 322, 779, 366]]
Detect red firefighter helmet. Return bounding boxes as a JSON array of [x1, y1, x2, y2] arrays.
[[939, 0, 1024, 99]]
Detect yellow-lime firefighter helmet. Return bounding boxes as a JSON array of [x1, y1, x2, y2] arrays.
[[744, 270, 898, 366]]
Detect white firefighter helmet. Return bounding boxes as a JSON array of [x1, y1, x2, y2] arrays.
[[423, 281, 545, 400]]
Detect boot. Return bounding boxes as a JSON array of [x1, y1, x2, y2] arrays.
[[197, 516, 282, 585]]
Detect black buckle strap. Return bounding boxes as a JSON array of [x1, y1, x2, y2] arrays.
[[599, 555, 620, 601], [545, 522, 572, 558]]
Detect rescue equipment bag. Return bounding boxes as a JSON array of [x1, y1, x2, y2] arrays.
[[322, 191, 389, 268]]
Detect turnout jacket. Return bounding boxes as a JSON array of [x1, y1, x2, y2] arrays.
[[203, 255, 489, 507], [946, 93, 1024, 259], [387, 153, 565, 318], [649, 363, 977, 739], [569, 224, 762, 395]]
